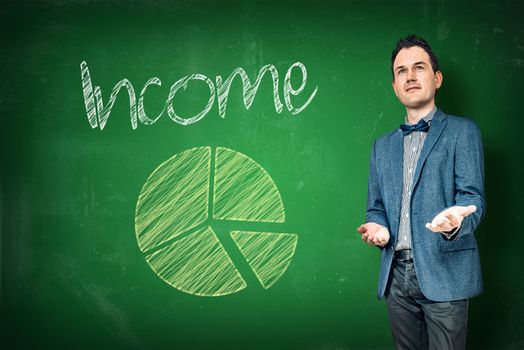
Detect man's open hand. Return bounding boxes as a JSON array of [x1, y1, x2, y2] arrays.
[[357, 222, 390, 246], [425, 205, 477, 233]]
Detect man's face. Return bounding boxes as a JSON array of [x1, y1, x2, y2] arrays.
[[392, 46, 443, 109]]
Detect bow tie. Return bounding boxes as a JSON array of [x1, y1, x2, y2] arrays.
[[400, 119, 430, 136]]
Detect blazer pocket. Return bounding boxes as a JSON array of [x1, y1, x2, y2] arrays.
[[439, 233, 477, 252]]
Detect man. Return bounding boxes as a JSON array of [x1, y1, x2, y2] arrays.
[[357, 34, 486, 350]]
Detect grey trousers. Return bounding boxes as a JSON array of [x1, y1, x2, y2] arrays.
[[385, 259, 469, 350]]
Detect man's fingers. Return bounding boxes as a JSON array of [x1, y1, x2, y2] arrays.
[[357, 225, 367, 234], [362, 232, 380, 245], [360, 226, 377, 245], [426, 222, 441, 231], [426, 220, 452, 232], [358, 223, 382, 235], [358, 223, 389, 246], [444, 213, 460, 227], [371, 237, 382, 245], [426, 205, 477, 233], [435, 215, 451, 227], [459, 205, 477, 217], [363, 235, 375, 246]]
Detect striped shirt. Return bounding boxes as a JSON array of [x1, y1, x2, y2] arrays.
[[395, 106, 437, 251]]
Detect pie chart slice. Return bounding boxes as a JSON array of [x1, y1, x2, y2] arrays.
[[213, 147, 285, 223], [231, 231, 298, 289], [135, 147, 211, 252], [146, 226, 247, 297]]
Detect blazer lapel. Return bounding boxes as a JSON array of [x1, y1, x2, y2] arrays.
[[412, 109, 447, 191]]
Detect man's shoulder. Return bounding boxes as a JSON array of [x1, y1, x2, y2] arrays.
[[374, 128, 401, 146], [438, 110, 480, 131]]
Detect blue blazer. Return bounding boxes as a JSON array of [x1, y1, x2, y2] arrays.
[[366, 109, 486, 302]]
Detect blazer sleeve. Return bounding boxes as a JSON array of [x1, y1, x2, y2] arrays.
[[453, 119, 487, 237], [366, 140, 390, 230]]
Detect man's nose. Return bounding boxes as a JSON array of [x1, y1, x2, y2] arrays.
[[407, 68, 417, 81]]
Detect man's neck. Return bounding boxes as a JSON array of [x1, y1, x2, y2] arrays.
[[405, 103, 436, 124]]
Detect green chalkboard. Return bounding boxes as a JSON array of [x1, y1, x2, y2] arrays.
[[2, 1, 524, 349]]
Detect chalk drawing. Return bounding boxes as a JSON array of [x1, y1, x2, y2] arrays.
[[135, 147, 210, 252], [81, 61, 137, 130], [166, 74, 216, 126], [146, 226, 247, 297], [213, 146, 285, 222], [138, 77, 164, 125], [81, 61, 317, 129], [283, 62, 318, 115], [134, 146, 298, 297], [216, 65, 283, 118], [231, 231, 298, 289], [80, 61, 97, 128]]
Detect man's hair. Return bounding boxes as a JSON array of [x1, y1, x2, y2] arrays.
[[391, 34, 440, 79]]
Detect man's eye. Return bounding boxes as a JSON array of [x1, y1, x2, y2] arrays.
[[398, 69, 405, 74], [416, 66, 424, 70]]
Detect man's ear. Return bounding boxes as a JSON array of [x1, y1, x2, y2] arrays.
[[435, 71, 443, 89]]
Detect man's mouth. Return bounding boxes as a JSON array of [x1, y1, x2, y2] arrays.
[[406, 86, 420, 92]]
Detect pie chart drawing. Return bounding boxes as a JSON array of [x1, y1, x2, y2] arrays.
[[135, 146, 298, 297]]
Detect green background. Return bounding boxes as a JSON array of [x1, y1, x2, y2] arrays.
[[2, 0, 523, 349]]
